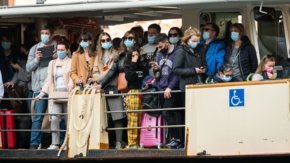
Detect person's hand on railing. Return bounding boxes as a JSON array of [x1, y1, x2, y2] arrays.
[[4, 81, 14, 88], [93, 84, 102, 90], [68, 86, 73, 92], [35, 94, 44, 102], [76, 79, 83, 84], [164, 87, 171, 99]]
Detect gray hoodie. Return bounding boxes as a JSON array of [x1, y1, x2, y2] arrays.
[[26, 41, 57, 92]]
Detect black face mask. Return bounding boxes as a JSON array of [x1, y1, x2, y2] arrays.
[[159, 44, 168, 54]]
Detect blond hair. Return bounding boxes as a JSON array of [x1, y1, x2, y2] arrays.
[[255, 54, 275, 74], [181, 27, 201, 47], [97, 32, 115, 57]]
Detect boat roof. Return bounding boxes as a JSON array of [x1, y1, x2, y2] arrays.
[[0, 0, 289, 26]]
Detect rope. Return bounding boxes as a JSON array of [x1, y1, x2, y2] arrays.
[[57, 86, 79, 157], [75, 86, 95, 148]]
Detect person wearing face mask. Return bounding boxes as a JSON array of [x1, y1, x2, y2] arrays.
[[131, 25, 145, 47], [224, 23, 258, 81], [252, 54, 276, 81], [0, 34, 20, 84], [168, 27, 183, 46], [210, 63, 239, 83], [26, 25, 58, 149], [173, 27, 208, 105], [93, 30, 146, 149], [89, 32, 126, 149], [4, 44, 32, 112], [141, 24, 161, 77], [200, 23, 225, 76], [153, 33, 181, 148], [34, 42, 73, 150], [70, 31, 96, 88]]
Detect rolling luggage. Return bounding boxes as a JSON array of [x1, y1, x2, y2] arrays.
[[0, 109, 17, 149], [140, 113, 164, 149]]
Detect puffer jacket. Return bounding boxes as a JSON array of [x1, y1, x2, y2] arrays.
[[173, 44, 208, 91], [224, 36, 258, 80]]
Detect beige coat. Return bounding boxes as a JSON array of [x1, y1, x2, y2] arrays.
[[41, 57, 73, 117], [92, 49, 119, 83], [70, 51, 96, 86]]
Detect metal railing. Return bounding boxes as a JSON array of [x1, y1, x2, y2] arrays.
[[0, 90, 185, 133]]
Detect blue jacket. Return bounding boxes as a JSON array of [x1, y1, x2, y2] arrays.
[[200, 38, 225, 76]]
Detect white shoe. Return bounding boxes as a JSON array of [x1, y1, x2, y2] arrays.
[[47, 144, 60, 150], [37, 143, 42, 150]]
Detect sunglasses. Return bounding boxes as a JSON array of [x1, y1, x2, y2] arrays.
[[168, 33, 178, 37], [101, 38, 111, 43], [80, 39, 90, 42], [123, 37, 134, 41], [203, 28, 215, 31]]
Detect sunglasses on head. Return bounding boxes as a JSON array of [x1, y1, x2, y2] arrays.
[[203, 28, 215, 31], [101, 38, 111, 43], [123, 37, 134, 41], [169, 33, 178, 37]]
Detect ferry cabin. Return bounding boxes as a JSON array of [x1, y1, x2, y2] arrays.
[[0, 0, 290, 162]]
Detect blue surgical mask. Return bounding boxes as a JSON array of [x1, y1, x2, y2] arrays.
[[80, 42, 89, 49], [41, 34, 50, 44], [147, 36, 156, 44], [169, 37, 179, 44], [95, 45, 98, 51], [57, 51, 66, 59], [203, 32, 210, 40], [102, 42, 112, 50], [222, 75, 232, 82], [124, 39, 134, 48], [231, 32, 239, 42], [188, 40, 198, 49], [138, 38, 142, 45], [1, 42, 10, 50]]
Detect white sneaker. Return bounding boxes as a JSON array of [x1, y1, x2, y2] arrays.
[[47, 144, 60, 150], [37, 143, 42, 150]]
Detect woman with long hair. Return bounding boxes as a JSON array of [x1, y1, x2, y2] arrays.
[[89, 32, 125, 149], [70, 31, 96, 87], [252, 54, 276, 81]]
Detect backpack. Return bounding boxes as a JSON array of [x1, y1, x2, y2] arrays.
[[140, 75, 160, 116]]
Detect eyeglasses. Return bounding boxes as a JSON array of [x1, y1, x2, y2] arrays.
[[123, 37, 134, 41], [203, 28, 215, 31], [101, 38, 111, 43], [168, 33, 178, 37]]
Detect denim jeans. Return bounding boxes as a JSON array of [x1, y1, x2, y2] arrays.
[[30, 92, 48, 145], [26, 90, 33, 113]]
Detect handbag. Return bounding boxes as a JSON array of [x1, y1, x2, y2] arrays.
[[117, 72, 129, 93], [4, 86, 28, 113]]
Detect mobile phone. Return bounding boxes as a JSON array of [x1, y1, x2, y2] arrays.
[[150, 61, 158, 66]]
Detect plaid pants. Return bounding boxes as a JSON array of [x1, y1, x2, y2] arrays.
[[125, 89, 142, 146]]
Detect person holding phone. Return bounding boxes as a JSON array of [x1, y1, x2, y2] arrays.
[[26, 25, 58, 149]]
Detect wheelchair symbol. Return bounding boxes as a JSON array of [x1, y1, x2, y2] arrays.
[[230, 90, 243, 106]]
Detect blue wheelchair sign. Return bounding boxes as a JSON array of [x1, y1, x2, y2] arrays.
[[229, 89, 244, 107]]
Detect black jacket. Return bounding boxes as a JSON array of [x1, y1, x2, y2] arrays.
[[124, 61, 149, 89], [99, 52, 126, 87], [173, 45, 208, 91], [224, 36, 258, 80]]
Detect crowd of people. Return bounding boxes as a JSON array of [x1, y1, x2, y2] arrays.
[[0, 21, 284, 150]]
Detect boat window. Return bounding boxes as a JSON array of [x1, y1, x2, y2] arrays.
[[199, 12, 242, 40], [254, 10, 288, 65]]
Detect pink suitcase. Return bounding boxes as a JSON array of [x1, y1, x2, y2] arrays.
[[140, 113, 164, 149]]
